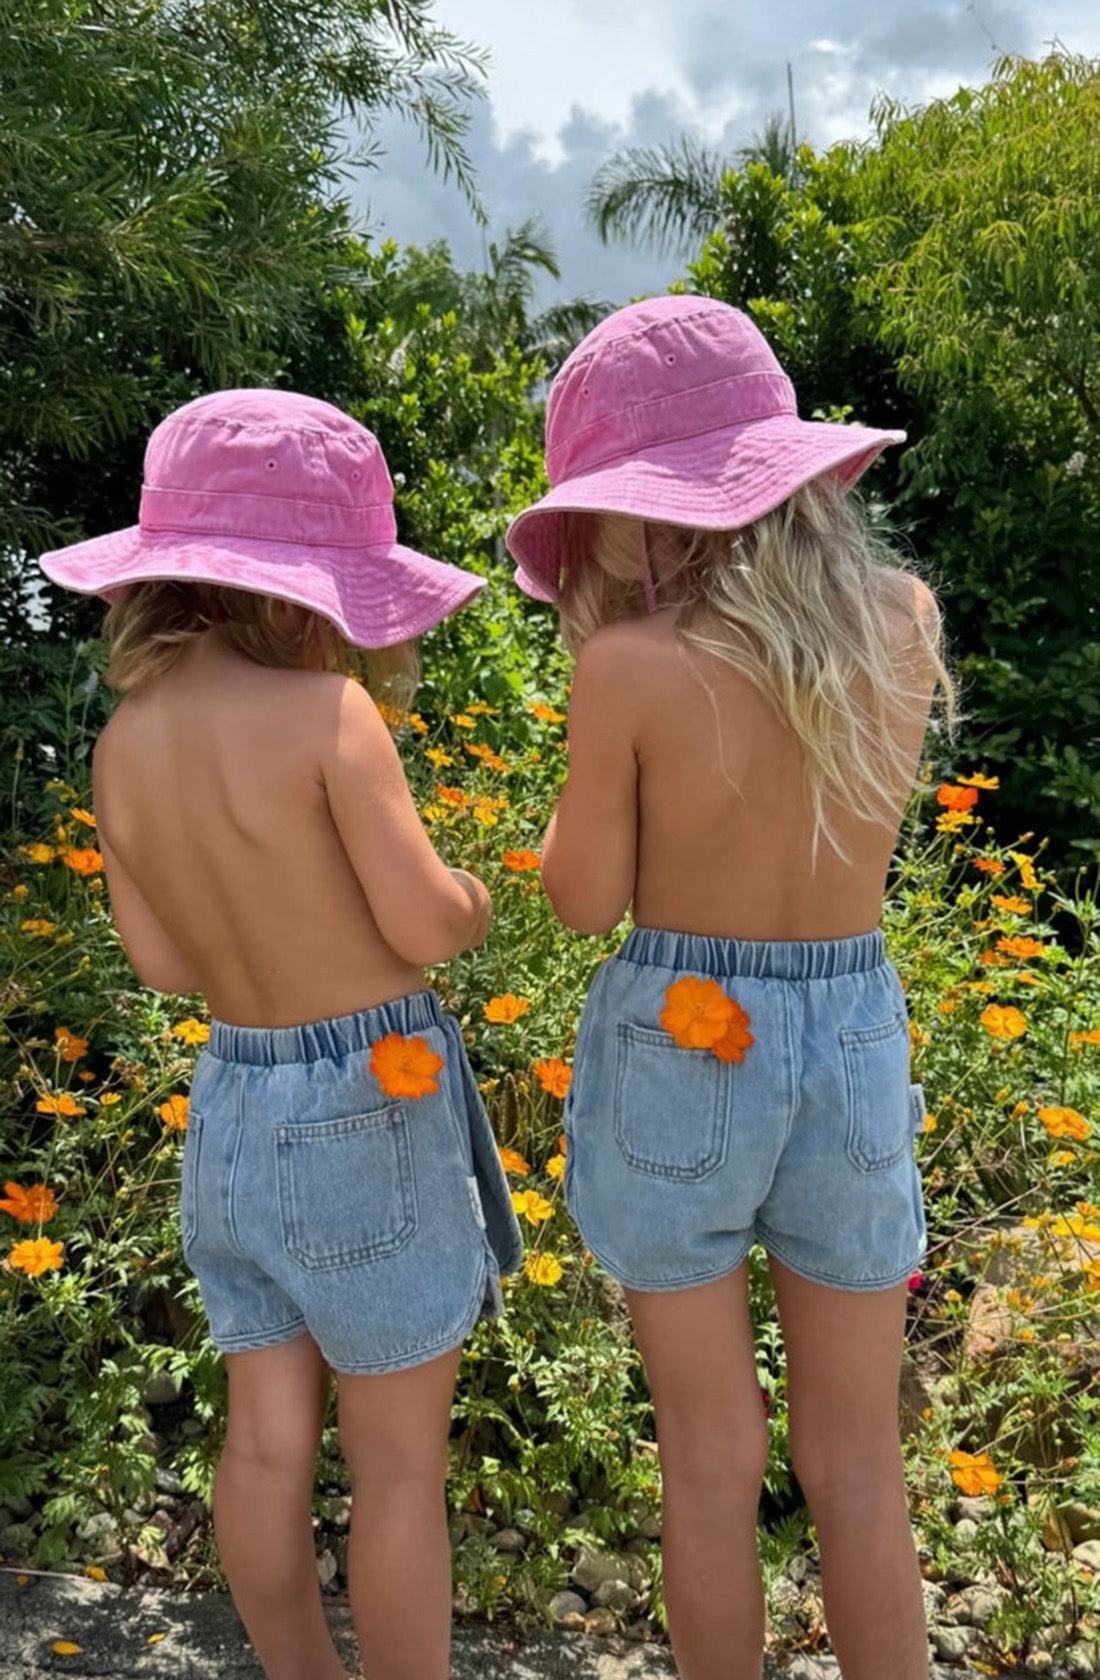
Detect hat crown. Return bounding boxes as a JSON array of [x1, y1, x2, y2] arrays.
[[140, 389, 397, 548], [545, 298, 795, 486]]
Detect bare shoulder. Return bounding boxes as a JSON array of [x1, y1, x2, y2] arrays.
[[573, 613, 680, 701], [876, 567, 941, 631]]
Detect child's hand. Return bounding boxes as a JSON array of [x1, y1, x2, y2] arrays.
[[450, 868, 493, 950]]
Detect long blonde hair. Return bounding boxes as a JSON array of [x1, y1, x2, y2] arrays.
[[103, 580, 418, 711], [558, 478, 954, 852]]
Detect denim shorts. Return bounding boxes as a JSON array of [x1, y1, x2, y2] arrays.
[[180, 992, 523, 1372], [563, 927, 926, 1293]]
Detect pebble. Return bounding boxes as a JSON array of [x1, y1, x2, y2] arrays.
[[492, 1527, 525, 1554], [1066, 1505, 1100, 1543], [315, 1549, 338, 1590], [142, 1370, 183, 1406], [954, 1517, 980, 1542], [572, 1546, 649, 1594], [955, 1583, 1003, 1626], [1026, 1655, 1054, 1675], [547, 1590, 588, 1624], [931, 1625, 973, 1661], [1067, 1645, 1099, 1678], [593, 1579, 638, 1612], [1072, 1541, 1100, 1570], [154, 1468, 183, 1495], [317, 1496, 352, 1531], [78, 1512, 120, 1549], [583, 1607, 618, 1636]]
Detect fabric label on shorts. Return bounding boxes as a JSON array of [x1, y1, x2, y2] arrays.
[[467, 1175, 487, 1229]]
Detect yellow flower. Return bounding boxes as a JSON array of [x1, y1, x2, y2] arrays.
[[529, 701, 566, 724], [1010, 851, 1041, 892], [99, 1092, 122, 1108], [484, 994, 530, 1024], [171, 1018, 210, 1046], [54, 1026, 88, 1063], [36, 1092, 85, 1117], [948, 1450, 1002, 1497], [21, 919, 57, 937], [424, 748, 454, 768], [498, 1146, 531, 1176], [157, 1094, 190, 1131], [0, 1182, 59, 1224], [8, 1237, 65, 1277], [545, 1154, 566, 1181], [21, 843, 55, 864], [957, 773, 1000, 789], [472, 799, 500, 826], [71, 807, 97, 828], [11, 883, 28, 898], [937, 810, 977, 833], [466, 702, 498, 717], [511, 1189, 554, 1226], [369, 1034, 444, 1100], [1038, 1106, 1090, 1142], [451, 714, 476, 729], [524, 1252, 563, 1286], [1050, 1150, 1077, 1168], [465, 742, 509, 772], [980, 1004, 1027, 1041]]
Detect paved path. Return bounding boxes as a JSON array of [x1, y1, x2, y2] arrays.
[[0, 1571, 1030, 1679]]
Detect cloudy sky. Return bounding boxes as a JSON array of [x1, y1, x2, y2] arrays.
[[347, 0, 1100, 306]]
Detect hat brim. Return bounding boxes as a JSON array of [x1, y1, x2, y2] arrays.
[[38, 527, 484, 649], [505, 414, 906, 603]]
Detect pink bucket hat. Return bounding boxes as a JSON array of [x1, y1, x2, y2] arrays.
[[506, 296, 906, 602], [38, 389, 485, 647]]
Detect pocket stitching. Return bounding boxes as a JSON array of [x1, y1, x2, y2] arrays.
[[613, 1021, 730, 1182], [180, 1109, 204, 1250], [841, 1013, 910, 1173], [275, 1103, 417, 1271]]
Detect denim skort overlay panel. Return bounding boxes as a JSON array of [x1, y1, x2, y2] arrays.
[[179, 991, 523, 1373], [567, 926, 927, 1294]]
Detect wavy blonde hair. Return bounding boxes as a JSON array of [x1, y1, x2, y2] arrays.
[[558, 477, 954, 853], [103, 581, 418, 711]]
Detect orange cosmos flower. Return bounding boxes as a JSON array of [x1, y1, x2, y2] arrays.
[[58, 847, 103, 876], [511, 1189, 553, 1226], [466, 702, 498, 717], [502, 849, 541, 872], [70, 807, 97, 828], [1038, 1107, 1090, 1142], [948, 1450, 1002, 1497], [1069, 1029, 1100, 1048], [524, 1252, 563, 1286], [973, 857, 1005, 876], [484, 994, 530, 1024], [0, 1182, 59, 1224], [997, 935, 1046, 960], [369, 1034, 445, 1100], [35, 1092, 85, 1117], [957, 773, 1000, 789], [533, 1058, 572, 1098], [498, 1146, 531, 1176], [712, 1010, 755, 1064], [937, 784, 980, 812], [465, 743, 509, 772], [21, 919, 56, 937], [660, 976, 737, 1051], [451, 714, 476, 730], [980, 1004, 1027, 1041], [529, 701, 566, 724], [436, 785, 470, 810], [157, 1094, 190, 1131], [171, 1018, 210, 1046], [7, 1237, 65, 1277], [991, 894, 1032, 916], [54, 1026, 88, 1063]]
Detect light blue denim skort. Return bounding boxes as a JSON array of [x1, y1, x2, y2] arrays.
[[564, 927, 926, 1293], [180, 991, 523, 1372]]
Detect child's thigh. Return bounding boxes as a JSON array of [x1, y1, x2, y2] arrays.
[[335, 1344, 462, 1484]]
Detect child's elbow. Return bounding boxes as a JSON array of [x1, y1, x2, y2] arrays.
[[541, 870, 628, 938]]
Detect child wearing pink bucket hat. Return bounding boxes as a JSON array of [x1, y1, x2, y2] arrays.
[[39, 388, 522, 1680], [508, 297, 954, 1680]]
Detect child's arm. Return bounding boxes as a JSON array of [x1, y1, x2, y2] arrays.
[[97, 832, 205, 995], [540, 629, 639, 936], [323, 680, 492, 966]]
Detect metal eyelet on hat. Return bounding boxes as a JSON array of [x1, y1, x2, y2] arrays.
[[265, 459, 277, 470]]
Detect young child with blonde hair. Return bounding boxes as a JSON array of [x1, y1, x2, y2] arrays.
[[39, 389, 522, 1680], [507, 296, 952, 1680]]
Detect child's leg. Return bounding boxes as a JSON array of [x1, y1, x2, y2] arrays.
[[213, 1332, 347, 1680], [769, 1258, 929, 1680], [626, 1264, 768, 1680], [336, 1344, 462, 1680]]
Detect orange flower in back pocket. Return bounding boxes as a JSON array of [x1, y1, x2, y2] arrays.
[[660, 977, 737, 1051], [712, 1002, 755, 1064], [370, 1033, 444, 1100]]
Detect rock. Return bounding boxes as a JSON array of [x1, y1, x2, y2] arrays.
[[0, 1522, 37, 1559], [787, 1553, 809, 1584], [513, 1508, 537, 1532], [931, 1625, 973, 1661], [1073, 1540, 1100, 1570], [142, 1370, 183, 1406], [921, 1581, 945, 1618], [1066, 1645, 1099, 1678], [593, 1579, 638, 1611], [4, 1494, 34, 1520], [334, 1536, 348, 1579], [955, 1583, 1003, 1626], [547, 1590, 588, 1624], [898, 1353, 933, 1436], [543, 1489, 574, 1519], [315, 1549, 338, 1590], [154, 1468, 183, 1495], [317, 1496, 352, 1531], [571, 1546, 649, 1595], [1026, 1654, 1054, 1675], [583, 1607, 618, 1636], [636, 1514, 662, 1540], [560, 1612, 586, 1632], [1066, 1505, 1100, 1543], [78, 1512, 121, 1550], [180, 1419, 204, 1438], [956, 1495, 995, 1521], [783, 1658, 829, 1680], [954, 1518, 980, 1542], [492, 1527, 525, 1554]]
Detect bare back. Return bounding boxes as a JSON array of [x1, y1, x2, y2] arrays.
[[542, 571, 939, 942], [94, 634, 485, 1027]]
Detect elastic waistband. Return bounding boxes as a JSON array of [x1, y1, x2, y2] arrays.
[[208, 990, 446, 1066], [620, 925, 887, 981]]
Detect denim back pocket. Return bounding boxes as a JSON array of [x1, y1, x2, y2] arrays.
[[275, 1104, 417, 1270], [840, 1013, 912, 1172], [180, 1108, 204, 1250], [613, 1023, 731, 1180]]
